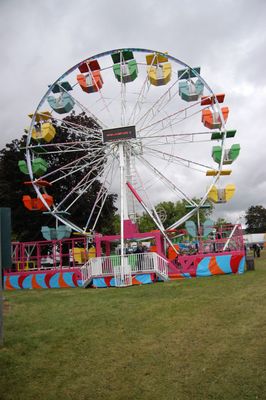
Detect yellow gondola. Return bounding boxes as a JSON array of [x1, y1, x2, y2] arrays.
[[146, 53, 171, 86]]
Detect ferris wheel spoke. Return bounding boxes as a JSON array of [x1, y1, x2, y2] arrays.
[[49, 212, 86, 234], [90, 161, 118, 231], [50, 150, 111, 185], [91, 190, 110, 231], [36, 142, 104, 156], [135, 153, 197, 206], [137, 130, 216, 148], [85, 187, 107, 231], [135, 77, 179, 128], [145, 108, 205, 138], [56, 143, 103, 152], [84, 158, 117, 231], [166, 176, 219, 231], [57, 84, 108, 129], [32, 148, 94, 156], [135, 157, 214, 230], [135, 71, 188, 130], [127, 74, 151, 126], [50, 158, 103, 186], [34, 153, 89, 182], [28, 140, 103, 150], [138, 131, 212, 140], [52, 157, 111, 211], [138, 101, 203, 138], [143, 145, 213, 171], [167, 208, 199, 231], [93, 94, 116, 126], [85, 66, 116, 126], [133, 163, 165, 229], [57, 171, 100, 212], [34, 148, 107, 184], [37, 111, 102, 139], [64, 175, 100, 212], [57, 123, 102, 141], [63, 154, 117, 214], [145, 152, 207, 174], [142, 138, 214, 147], [138, 131, 214, 146]]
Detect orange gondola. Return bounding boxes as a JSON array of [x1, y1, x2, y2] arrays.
[[77, 60, 103, 93], [202, 107, 229, 129], [22, 194, 54, 211]]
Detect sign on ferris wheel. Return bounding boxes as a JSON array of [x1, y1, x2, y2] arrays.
[[102, 125, 136, 143]]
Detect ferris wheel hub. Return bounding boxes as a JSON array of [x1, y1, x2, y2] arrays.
[[102, 125, 136, 143]]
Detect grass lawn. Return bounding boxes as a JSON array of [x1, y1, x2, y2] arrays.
[[1, 252, 266, 400]]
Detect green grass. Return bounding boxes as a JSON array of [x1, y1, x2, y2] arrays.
[[1, 252, 266, 400]]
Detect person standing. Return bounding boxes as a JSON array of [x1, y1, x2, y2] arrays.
[[252, 243, 261, 258], [252, 243, 256, 257], [135, 242, 144, 271]]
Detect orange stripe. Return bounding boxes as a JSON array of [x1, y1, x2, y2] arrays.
[[4, 276, 14, 290], [32, 274, 43, 289], [132, 277, 141, 285], [58, 272, 70, 288], [209, 256, 224, 275]]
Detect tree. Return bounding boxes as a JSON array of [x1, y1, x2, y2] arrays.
[[138, 199, 213, 233], [245, 205, 266, 233], [113, 214, 121, 235], [215, 217, 231, 228], [0, 112, 117, 241]]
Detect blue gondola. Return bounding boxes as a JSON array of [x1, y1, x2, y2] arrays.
[[47, 81, 74, 114]]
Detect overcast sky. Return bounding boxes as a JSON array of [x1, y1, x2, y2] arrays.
[[1, 0, 265, 225]]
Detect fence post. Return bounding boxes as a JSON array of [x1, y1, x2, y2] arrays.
[[153, 252, 158, 273]]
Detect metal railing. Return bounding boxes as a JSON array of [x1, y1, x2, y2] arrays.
[[114, 261, 132, 287], [81, 252, 169, 286], [11, 237, 90, 272]]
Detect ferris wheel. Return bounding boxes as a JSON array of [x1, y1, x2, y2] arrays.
[[21, 48, 240, 245]]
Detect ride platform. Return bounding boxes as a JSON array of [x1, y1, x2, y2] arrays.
[[3, 224, 245, 290]]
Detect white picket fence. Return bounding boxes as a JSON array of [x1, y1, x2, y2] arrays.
[[81, 252, 169, 288]]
